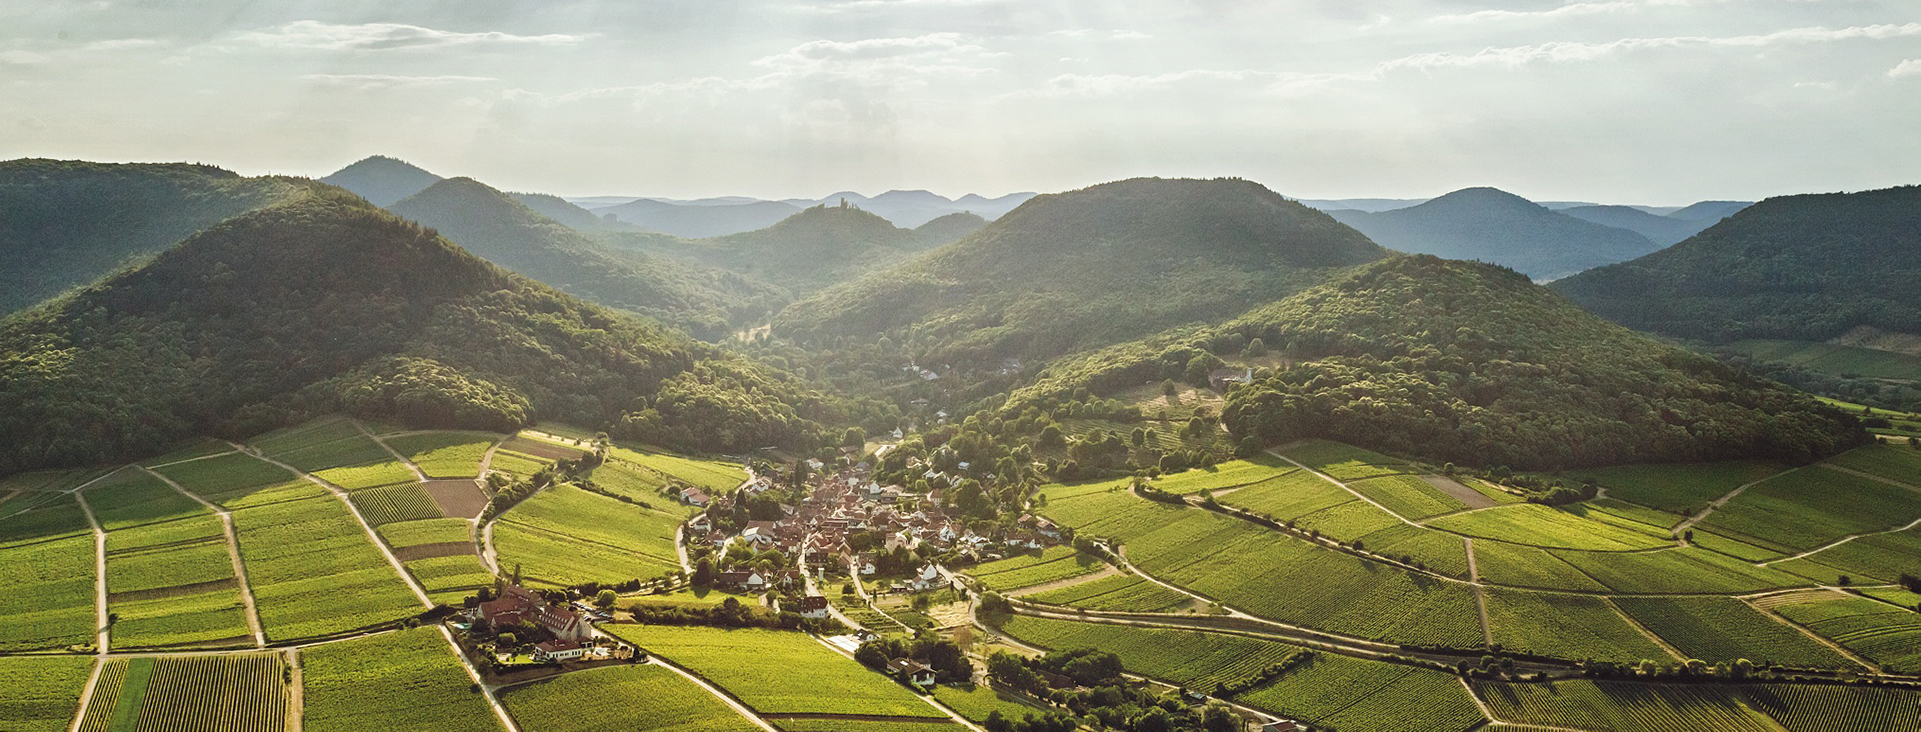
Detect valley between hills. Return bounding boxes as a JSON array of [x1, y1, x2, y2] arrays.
[[2, 157, 1920, 732]]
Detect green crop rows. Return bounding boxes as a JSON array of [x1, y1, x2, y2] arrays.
[[1773, 594, 1921, 673], [1614, 596, 1854, 668], [1234, 651, 1484, 732], [1150, 457, 1291, 495], [498, 664, 758, 732], [0, 495, 96, 650], [1429, 503, 1669, 551], [1278, 440, 1417, 482], [385, 432, 499, 479], [153, 452, 314, 509], [995, 615, 1302, 692], [232, 495, 421, 641], [1346, 474, 1465, 520], [608, 625, 946, 719], [0, 655, 92, 732], [969, 546, 1105, 591], [1483, 589, 1671, 663], [1703, 466, 1921, 553], [494, 484, 683, 586], [1474, 679, 1920, 732], [352, 482, 442, 525], [301, 626, 503, 732], [1023, 573, 1190, 612], [1568, 461, 1785, 514]]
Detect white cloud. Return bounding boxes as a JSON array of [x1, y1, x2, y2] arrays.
[[303, 74, 496, 89], [1431, 2, 1640, 24], [1049, 29, 1152, 40], [1891, 59, 1921, 78], [0, 50, 48, 65], [1384, 23, 1921, 71], [83, 38, 164, 51], [757, 33, 977, 66], [237, 20, 588, 51]]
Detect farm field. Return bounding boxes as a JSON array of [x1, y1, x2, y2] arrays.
[[1345, 474, 1465, 520], [485, 451, 551, 479], [1233, 650, 1485, 732], [601, 441, 747, 494], [1150, 457, 1291, 495], [1701, 466, 1921, 553], [1482, 589, 1673, 663], [1824, 444, 1921, 486], [1021, 573, 1191, 612], [1770, 593, 1921, 673], [606, 625, 948, 720], [109, 589, 251, 649], [498, 664, 758, 732], [0, 655, 93, 732], [0, 494, 97, 651], [1472, 540, 1609, 591], [1276, 440, 1418, 481], [96, 654, 289, 732], [493, 484, 684, 586], [1548, 546, 1804, 594], [383, 432, 500, 479], [1217, 468, 1355, 522], [773, 720, 958, 732], [1285, 496, 1403, 542], [1350, 524, 1470, 578], [351, 482, 443, 525], [1613, 596, 1854, 668], [967, 546, 1105, 592], [1427, 503, 1670, 551], [1766, 524, 1921, 584], [994, 615, 1304, 692], [138, 439, 236, 467], [263, 433, 395, 475], [301, 626, 503, 732], [929, 683, 1043, 726], [246, 417, 364, 456], [1726, 339, 1921, 381], [99, 506, 252, 649], [379, 517, 475, 549], [312, 460, 416, 491], [1568, 460, 1786, 514], [1042, 481, 1482, 647], [1473, 678, 1921, 732], [405, 554, 496, 605], [153, 452, 316, 509], [231, 495, 422, 641], [82, 469, 202, 531]]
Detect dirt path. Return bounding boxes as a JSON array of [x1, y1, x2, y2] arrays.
[[1820, 463, 1921, 492], [65, 657, 107, 732], [1266, 446, 1422, 526], [70, 475, 112, 655], [1739, 595, 1881, 673], [353, 420, 429, 483], [676, 521, 693, 575], [476, 434, 508, 483], [141, 466, 268, 647], [1466, 538, 1493, 646], [1007, 566, 1120, 598], [1760, 515, 1921, 567], [1675, 468, 1793, 534], [235, 443, 434, 611], [438, 625, 523, 732], [807, 634, 986, 732], [636, 652, 781, 732], [141, 449, 239, 471], [283, 648, 303, 732], [1605, 597, 1684, 661]]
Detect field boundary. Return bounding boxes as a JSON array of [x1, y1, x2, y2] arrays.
[[354, 420, 430, 483], [140, 465, 268, 648], [1759, 515, 1921, 567], [1265, 446, 1422, 527], [71, 473, 113, 655]]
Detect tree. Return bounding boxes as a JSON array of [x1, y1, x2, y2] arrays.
[[497, 632, 518, 648], [595, 589, 618, 609], [692, 556, 716, 588], [1245, 337, 1267, 357], [1135, 707, 1172, 732], [842, 427, 865, 448]]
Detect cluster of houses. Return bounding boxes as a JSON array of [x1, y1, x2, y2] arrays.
[[473, 583, 598, 662]]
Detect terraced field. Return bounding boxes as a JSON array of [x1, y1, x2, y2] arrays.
[[0, 655, 93, 732], [1614, 596, 1854, 668], [493, 484, 685, 587], [1474, 679, 1921, 732], [301, 626, 503, 732], [0, 494, 98, 651], [606, 625, 948, 720], [498, 664, 758, 732], [967, 546, 1105, 592], [231, 495, 422, 640]]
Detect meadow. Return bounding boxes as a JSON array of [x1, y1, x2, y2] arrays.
[[0, 655, 92, 732], [232, 495, 421, 640], [300, 627, 503, 732], [498, 664, 759, 732], [606, 625, 947, 719], [493, 484, 683, 586]]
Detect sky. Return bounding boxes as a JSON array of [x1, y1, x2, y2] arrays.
[[2, 1, 1917, 204]]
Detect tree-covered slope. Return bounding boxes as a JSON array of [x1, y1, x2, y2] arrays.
[[611, 203, 927, 297], [1328, 187, 1661, 280], [912, 211, 988, 248], [0, 159, 302, 313], [0, 185, 844, 475], [774, 177, 1390, 369], [510, 191, 621, 231], [597, 197, 801, 238], [388, 177, 782, 339], [1559, 204, 1720, 248], [1010, 255, 1863, 470], [1551, 185, 1921, 343], [316, 155, 442, 206]]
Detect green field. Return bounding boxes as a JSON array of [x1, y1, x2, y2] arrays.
[[1277, 440, 1418, 481], [494, 484, 684, 586], [1702, 466, 1921, 553], [301, 626, 503, 732], [1428, 503, 1670, 551], [1234, 650, 1485, 732], [486, 451, 551, 479], [928, 684, 1043, 726], [994, 614, 1304, 692], [351, 482, 443, 525], [138, 439, 236, 467], [0, 494, 97, 650], [1483, 589, 1672, 663], [266, 434, 395, 475], [1346, 474, 1466, 520], [968, 546, 1105, 592], [1472, 540, 1608, 591], [1727, 339, 1921, 381], [773, 721, 958, 732], [1824, 444, 1921, 486], [313, 460, 417, 491], [0, 655, 93, 732], [1287, 497, 1404, 542], [87, 653, 288, 732], [603, 442, 747, 494], [82, 469, 203, 531], [498, 664, 758, 732], [379, 517, 475, 548], [1569, 460, 1787, 514], [232, 496, 421, 640], [109, 589, 251, 649], [247, 417, 365, 456], [153, 452, 316, 509], [1022, 573, 1192, 612], [606, 625, 946, 719], [1767, 524, 1921, 584], [1613, 596, 1854, 668], [1150, 457, 1291, 495], [1771, 593, 1921, 673], [384, 432, 500, 479], [1217, 469, 1356, 523], [1475, 678, 1921, 732], [406, 554, 497, 605], [1043, 487, 1482, 647], [1549, 547, 1804, 594], [1351, 524, 1472, 577]]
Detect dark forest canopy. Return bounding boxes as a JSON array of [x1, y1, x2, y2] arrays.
[[1007, 255, 1864, 470], [773, 177, 1390, 371], [1551, 185, 1921, 344], [388, 177, 783, 339], [0, 184, 865, 475], [0, 158, 303, 314]]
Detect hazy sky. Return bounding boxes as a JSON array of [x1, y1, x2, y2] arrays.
[[3, 1, 1917, 203]]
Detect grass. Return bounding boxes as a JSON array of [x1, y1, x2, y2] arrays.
[[994, 614, 1303, 692], [1613, 596, 1854, 668], [1482, 589, 1673, 663], [1023, 573, 1191, 612], [232, 496, 422, 641], [301, 626, 503, 732], [1772, 593, 1921, 673], [153, 452, 315, 509], [498, 664, 758, 732], [0, 528, 96, 651], [1702, 466, 1921, 553], [0, 655, 93, 732], [1567, 461, 1786, 514], [968, 546, 1105, 592], [494, 484, 683, 586], [1346, 474, 1465, 520], [384, 432, 500, 479], [1726, 339, 1921, 381], [351, 482, 443, 525], [1427, 503, 1671, 551], [606, 625, 946, 719], [1234, 651, 1485, 732]]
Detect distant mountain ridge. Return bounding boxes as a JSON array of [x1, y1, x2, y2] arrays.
[[1327, 187, 1663, 280], [606, 203, 940, 298], [317, 155, 442, 206]]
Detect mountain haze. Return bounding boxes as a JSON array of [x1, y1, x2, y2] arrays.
[[316, 155, 442, 206], [1559, 204, 1724, 248], [597, 197, 802, 237], [614, 203, 927, 297], [1327, 187, 1662, 280]]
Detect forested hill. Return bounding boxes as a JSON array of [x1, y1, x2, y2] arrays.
[[1327, 187, 1661, 280], [388, 177, 782, 339], [773, 177, 1389, 369], [0, 185, 848, 475], [610, 203, 927, 297], [1551, 185, 1921, 343], [0, 159, 302, 313], [316, 154, 442, 206], [1009, 255, 1864, 470]]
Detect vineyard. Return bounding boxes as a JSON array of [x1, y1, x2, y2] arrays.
[[1149, 457, 1291, 495], [82, 470, 203, 531], [262, 433, 395, 475], [1023, 573, 1191, 612], [1217, 469, 1355, 523], [1772, 593, 1921, 673], [1472, 541, 1609, 591], [232, 495, 422, 641], [300, 626, 503, 732], [1769, 522, 1921, 585], [246, 417, 363, 456], [0, 496, 97, 650], [606, 625, 947, 719], [1567, 460, 1785, 514], [1427, 503, 1670, 551], [498, 664, 759, 732], [1482, 589, 1672, 663], [1547, 546, 1802, 594], [384, 432, 501, 479], [1613, 595, 1855, 668], [351, 482, 443, 525], [152, 453, 313, 509], [602, 442, 748, 494], [378, 517, 475, 548], [76, 654, 287, 732], [1277, 440, 1418, 481], [994, 615, 1303, 692], [968, 546, 1106, 591], [774, 720, 959, 732], [1233, 651, 1484, 732], [312, 460, 416, 491], [1701, 466, 1921, 553], [929, 684, 1044, 726], [493, 484, 683, 586], [1345, 474, 1465, 520], [0, 655, 92, 732], [110, 589, 251, 649], [1472, 679, 1921, 731], [1823, 444, 1921, 486]]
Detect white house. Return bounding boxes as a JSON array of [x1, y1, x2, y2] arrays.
[[533, 639, 589, 662]]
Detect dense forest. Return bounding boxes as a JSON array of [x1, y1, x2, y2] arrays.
[[1327, 187, 1661, 280], [0, 184, 878, 474], [0, 159, 301, 313], [388, 177, 783, 339], [609, 202, 936, 297], [1007, 256, 1865, 470], [774, 177, 1390, 371], [1551, 185, 1921, 343]]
